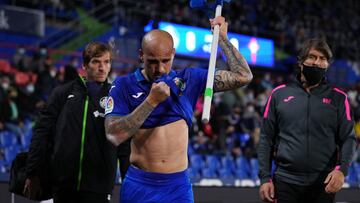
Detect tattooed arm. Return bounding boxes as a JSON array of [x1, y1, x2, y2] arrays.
[[210, 17, 253, 92], [105, 82, 170, 146], [105, 100, 154, 146]]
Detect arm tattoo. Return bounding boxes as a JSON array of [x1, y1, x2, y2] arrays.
[[214, 35, 253, 92], [105, 100, 154, 144]]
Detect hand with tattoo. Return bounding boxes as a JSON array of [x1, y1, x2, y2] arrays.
[[210, 16, 253, 92]]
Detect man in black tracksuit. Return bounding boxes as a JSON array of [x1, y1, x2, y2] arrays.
[[258, 38, 356, 203], [24, 42, 130, 203]]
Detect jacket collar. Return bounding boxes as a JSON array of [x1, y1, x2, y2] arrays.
[[134, 68, 177, 83], [294, 73, 330, 95]]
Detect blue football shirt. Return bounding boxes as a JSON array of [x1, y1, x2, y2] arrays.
[[105, 68, 208, 128]]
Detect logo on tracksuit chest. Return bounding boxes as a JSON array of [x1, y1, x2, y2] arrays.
[[283, 96, 295, 103], [322, 98, 331, 104], [100, 97, 108, 109]]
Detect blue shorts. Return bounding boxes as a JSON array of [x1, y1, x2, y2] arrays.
[[120, 165, 194, 203]]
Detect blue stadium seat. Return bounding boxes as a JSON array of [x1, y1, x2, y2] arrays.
[[20, 129, 32, 150], [205, 155, 221, 173], [188, 167, 201, 183], [234, 168, 248, 179], [250, 158, 259, 181], [356, 162, 360, 185], [219, 168, 233, 178], [219, 168, 235, 186], [201, 167, 218, 179], [188, 143, 195, 156], [0, 159, 7, 173], [189, 154, 204, 173], [346, 162, 360, 187], [235, 156, 251, 179], [23, 119, 34, 132], [0, 131, 18, 148], [221, 155, 236, 173], [4, 146, 21, 164]]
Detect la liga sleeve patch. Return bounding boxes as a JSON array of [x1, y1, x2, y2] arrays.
[[105, 96, 114, 115]]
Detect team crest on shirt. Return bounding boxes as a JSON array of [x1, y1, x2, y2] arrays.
[[105, 96, 114, 114], [100, 97, 108, 109], [173, 77, 186, 95]]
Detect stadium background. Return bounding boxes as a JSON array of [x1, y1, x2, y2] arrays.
[[0, 0, 359, 202]]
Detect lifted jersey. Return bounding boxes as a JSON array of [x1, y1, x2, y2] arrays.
[[105, 68, 207, 128]]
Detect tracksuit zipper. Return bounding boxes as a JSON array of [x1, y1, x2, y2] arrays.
[[306, 94, 310, 159], [306, 94, 310, 183], [77, 77, 89, 190]]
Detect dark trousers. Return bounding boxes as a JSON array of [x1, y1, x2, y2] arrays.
[[53, 189, 110, 203], [274, 179, 335, 203]]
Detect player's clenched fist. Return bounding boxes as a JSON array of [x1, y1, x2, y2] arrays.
[[146, 82, 170, 107]]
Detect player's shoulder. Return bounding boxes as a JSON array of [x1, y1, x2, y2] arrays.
[[112, 73, 134, 85], [177, 67, 207, 77]]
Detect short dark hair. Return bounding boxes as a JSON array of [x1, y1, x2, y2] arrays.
[[82, 42, 112, 65], [297, 38, 333, 65]]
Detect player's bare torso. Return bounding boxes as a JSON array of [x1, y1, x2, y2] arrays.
[[130, 119, 188, 173]]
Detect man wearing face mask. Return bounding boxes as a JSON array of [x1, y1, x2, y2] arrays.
[[258, 38, 356, 203]]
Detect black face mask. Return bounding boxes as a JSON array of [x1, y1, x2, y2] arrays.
[[301, 64, 326, 86]]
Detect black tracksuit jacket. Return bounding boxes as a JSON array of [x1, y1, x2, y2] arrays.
[[26, 77, 120, 194], [258, 77, 356, 186]]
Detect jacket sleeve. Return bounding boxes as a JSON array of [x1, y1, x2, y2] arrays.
[[258, 92, 278, 185], [25, 86, 66, 177], [117, 139, 131, 180], [337, 94, 356, 176]]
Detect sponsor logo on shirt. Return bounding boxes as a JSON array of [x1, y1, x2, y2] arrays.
[[132, 92, 144, 98]]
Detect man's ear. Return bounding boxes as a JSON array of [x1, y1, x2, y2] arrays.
[[139, 49, 144, 63], [82, 63, 87, 70]]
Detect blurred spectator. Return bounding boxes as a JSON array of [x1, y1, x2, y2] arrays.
[[0, 86, 26, 136], [34, 65, 57, 101], [192, 131, 212, 155], [0, 76, 11, 102], [12, 46, 29, 72], [57, 64, 78, 84], [16, 83, 42, 120]]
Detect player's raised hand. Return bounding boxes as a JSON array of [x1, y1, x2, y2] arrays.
[[210, 16, 228, 39], [146, 82, 170, 107]]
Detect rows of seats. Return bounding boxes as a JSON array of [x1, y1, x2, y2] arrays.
[[188, 153, 260, 187], [188, 152, 360, 187], [1, 127, 360, 187], [0, 126, 32, 174]]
